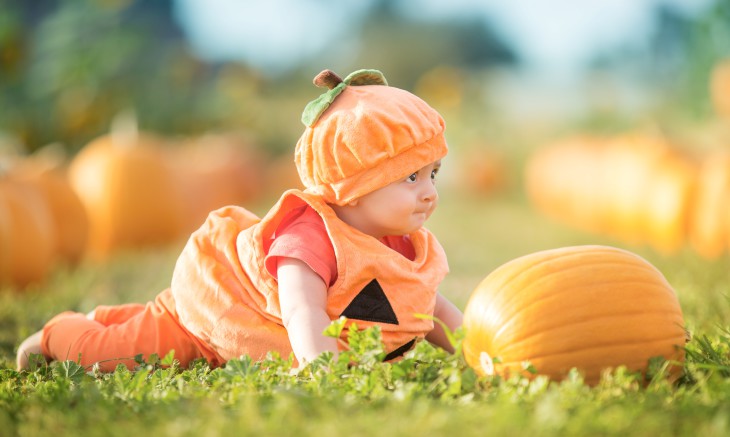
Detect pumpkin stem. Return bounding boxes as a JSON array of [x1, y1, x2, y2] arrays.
[[313, 70, 343, 90], [0, 158, 10, 177], [110, 109, 139, 148]]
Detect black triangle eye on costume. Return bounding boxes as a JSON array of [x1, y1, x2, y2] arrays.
[[383, 338, 416, 361], [340, 279, 399, 325]]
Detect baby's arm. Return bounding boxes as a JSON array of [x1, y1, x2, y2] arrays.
[[277, 257, 339, 365], [425, 294, 463, 353]]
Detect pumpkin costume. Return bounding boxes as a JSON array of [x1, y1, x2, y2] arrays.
[[40, 69, 451, 371]]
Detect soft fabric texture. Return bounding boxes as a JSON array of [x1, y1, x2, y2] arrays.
[[172, 190, 449, 365], [265, 205, 339, 285], [265, 204, 417, 286], [41, 191, 448, 370], [300, 69, 388, 126], [39, 69, 452, 370], [295, 69, 448, 206], [41, 288, 214, 372]]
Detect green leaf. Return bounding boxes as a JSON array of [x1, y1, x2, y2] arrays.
[[521, 361, 537, 375], [147, 353, 160, 367], [161, 350, 176, 367], [300, 82, 347, 126], [26, 353, 48, 373], [323, 316, 348, 339], [52, 360, 86, 384], [223, 356, 256, 377], [343, 69, 388, 86]]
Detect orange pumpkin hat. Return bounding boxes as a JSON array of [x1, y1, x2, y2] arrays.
[[295, 69, 448, 205]]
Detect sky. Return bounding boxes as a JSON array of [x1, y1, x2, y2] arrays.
[[172, 0, 715, 77]]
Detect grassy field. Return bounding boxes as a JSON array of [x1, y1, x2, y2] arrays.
[[2, 186, 730, 436]]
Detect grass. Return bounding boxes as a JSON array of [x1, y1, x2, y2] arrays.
[[2, 186, 730, 436]]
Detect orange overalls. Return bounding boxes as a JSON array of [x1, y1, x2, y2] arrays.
[[42, 190, 449, 371]]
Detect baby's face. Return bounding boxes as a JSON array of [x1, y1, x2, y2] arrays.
[[346, 160, 441, 238]]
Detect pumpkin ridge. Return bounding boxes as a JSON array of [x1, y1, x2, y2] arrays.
[[486, 247, 664, 304], [497, 310, 686, 357], [491, 261, 674, 322], [493, 286, 675, 340], [480, 248, 597, 296], [494, 272, 676, 321]]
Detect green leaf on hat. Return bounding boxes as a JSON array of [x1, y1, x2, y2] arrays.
[[300, 69, 388, 127], [301, 81, 347, 127], [343, 69, 388, 86]]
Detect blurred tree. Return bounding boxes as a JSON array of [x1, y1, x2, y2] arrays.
[[643, 0, 729, 119], [583, 0, 729, 121], [673, 0, 730, 118], [347, 0, 517, 90], [0, 0, 519, 156], [647, 3, 717, 118], [0, 0, 219, 153]]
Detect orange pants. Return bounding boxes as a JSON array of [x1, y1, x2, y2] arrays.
[[41, 288, 220, 372]]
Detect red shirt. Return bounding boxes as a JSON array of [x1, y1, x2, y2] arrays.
[[265, 205, 415, 285]]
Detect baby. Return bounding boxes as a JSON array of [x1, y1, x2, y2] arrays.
[[17, 68, 463, 371]]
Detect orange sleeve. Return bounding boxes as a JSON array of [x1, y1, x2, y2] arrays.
[[265, 206, 338, 286]]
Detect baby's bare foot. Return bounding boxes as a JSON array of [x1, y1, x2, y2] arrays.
[[16, 330, 47, 370]]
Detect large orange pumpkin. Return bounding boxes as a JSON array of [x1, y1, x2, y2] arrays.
[[462, 245, 687, 385]]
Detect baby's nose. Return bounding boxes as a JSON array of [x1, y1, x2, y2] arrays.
[[421, 180, 438, 202]]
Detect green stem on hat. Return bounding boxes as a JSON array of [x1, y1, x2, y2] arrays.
[[301, 69, 388, 127]]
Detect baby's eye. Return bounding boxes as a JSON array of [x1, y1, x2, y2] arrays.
[[406, 173, 418, 183], [431, 168, 440, 180]]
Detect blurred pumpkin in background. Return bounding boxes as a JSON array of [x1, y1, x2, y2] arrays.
[[462, 245, 687, 385], [524, 136, 610, 233], [261, 153, 305, 200], [0, 168, 56, 288], [689, 151, 730, 259], [640, 146, 697, 254], [10, 144, 89, 264], [524, 133, 697, 255], [598, 135, 667, 245], [456, 144, 508, 197], [173, 132, 265, 231], [68, 114, 186, 260]]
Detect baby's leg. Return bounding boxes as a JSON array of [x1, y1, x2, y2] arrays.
[[41, 293, 205, 372], [91, 302, 146, 325], [16, 303, 146, 371]]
